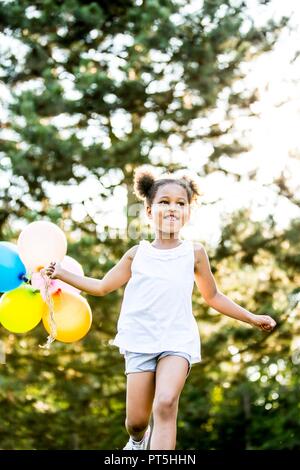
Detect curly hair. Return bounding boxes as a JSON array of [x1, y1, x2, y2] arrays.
[[133, 167, 201, 206]]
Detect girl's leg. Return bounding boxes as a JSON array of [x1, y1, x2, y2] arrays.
[[126, 372, 155, 441], [150, 356, 189, 450]]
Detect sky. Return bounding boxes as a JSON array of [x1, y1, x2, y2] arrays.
[[1, 0, 300, 246]]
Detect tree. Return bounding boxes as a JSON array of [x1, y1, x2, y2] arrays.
[[0, 0, 289, 449]]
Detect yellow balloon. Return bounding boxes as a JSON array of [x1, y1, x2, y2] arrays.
[[42, 290, 92, 343], [0, 285, 45, 333]]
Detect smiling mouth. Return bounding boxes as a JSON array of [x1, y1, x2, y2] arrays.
[[164, 215, 178, 221]]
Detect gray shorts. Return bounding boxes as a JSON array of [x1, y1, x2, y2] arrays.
[[124, 350, 192, 375]]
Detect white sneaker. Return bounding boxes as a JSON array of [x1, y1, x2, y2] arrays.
[[123, 426, 151, 450]]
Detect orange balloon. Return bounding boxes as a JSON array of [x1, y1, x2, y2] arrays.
[[42, 290, 92, 343]]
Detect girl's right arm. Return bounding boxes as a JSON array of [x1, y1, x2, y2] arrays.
[[44, 245, 138, 296]]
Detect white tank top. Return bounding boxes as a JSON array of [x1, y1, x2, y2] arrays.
[[113, 239, 201, 364]]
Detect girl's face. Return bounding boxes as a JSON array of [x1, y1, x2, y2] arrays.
[[146, 183, 191, 238]]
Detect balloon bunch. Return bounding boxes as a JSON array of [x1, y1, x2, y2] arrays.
[[0, 221, 92, 346]]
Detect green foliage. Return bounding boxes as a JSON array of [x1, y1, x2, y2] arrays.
[[178, 210, 300, 449], [0, 0, 293, 450]]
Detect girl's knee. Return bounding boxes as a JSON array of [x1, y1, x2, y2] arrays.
[[125, 417, 149, 435], [153, 394, 178, 419]]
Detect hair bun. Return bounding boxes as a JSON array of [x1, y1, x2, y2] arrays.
[[133, 167, 156, 201], [180, 175, 202, 201]]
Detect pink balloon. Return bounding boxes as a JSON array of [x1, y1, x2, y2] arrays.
[[31, 255, 84, 300], [18, 221, 67, 272], [55, 256, 84, 294]]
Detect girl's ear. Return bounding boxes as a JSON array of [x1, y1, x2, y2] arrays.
[[146, 204, 152, 218]]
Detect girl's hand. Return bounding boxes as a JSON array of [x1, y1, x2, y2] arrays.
[[43, 261, 62, 280], [251, 314, 276, 332]]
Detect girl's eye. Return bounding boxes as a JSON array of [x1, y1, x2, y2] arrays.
[[158, 201, 186, 206]]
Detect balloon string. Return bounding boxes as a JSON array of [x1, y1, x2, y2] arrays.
[[39, 270, 57, 349]]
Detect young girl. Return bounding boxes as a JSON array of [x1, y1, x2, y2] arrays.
[[45, 167, 276, 450]]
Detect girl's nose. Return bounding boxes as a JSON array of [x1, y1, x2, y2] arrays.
[[168, 203, 177, 211]]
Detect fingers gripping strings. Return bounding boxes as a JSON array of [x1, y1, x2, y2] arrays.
[[39, 269, 57, 349]]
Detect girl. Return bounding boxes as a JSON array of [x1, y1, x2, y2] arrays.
[[45, 167, 276, 451]]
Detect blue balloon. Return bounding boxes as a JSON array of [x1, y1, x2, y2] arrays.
[[0, 241, 27, 292]]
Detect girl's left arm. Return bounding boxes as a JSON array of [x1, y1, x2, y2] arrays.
[[194, 244, 276, 332]]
